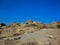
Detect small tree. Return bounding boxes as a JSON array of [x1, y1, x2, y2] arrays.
[[57, 22, 60, 28], [0, 23, 6, 27]]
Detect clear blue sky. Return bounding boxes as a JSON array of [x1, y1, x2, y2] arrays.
[[0, 0, 60, 24]]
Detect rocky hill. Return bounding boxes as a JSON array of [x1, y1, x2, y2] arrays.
[[0, 20, 60, 45]]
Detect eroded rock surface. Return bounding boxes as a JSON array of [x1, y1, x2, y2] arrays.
[[0, 20, 60, 45]]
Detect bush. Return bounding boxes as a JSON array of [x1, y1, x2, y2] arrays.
[[49, 24, 57, 28], [0, 23, 6, 26]]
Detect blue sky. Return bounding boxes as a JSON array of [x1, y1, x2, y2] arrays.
[[0, 0, 60, 24]]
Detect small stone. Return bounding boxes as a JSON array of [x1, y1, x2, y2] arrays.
[[48, 35, 57, 39], [44, 41, 51, 45]]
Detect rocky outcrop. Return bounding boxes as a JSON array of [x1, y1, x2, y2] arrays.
[[0, 20, 60, 45]]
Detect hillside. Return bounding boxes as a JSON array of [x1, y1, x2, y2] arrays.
[[0, 20, 60, 45]]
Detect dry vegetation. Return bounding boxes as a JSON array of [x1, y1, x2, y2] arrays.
[[0, 20, 60, 45]]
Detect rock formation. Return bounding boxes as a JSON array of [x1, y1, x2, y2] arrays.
[[0, 20, 60, 45]]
